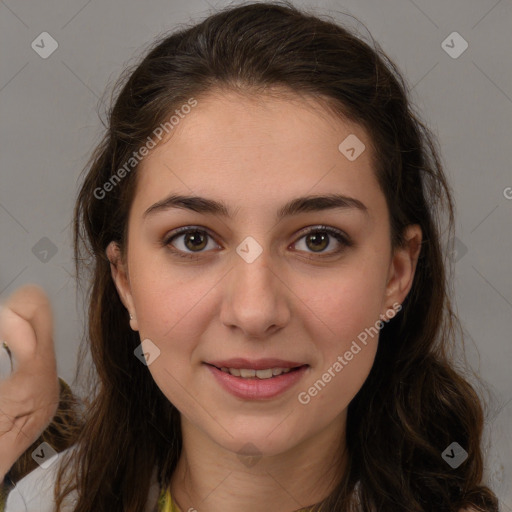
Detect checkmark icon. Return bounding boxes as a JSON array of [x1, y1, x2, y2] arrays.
[[31, 236, 58, 263], [338, 134, 365, 161], [31, 442, 59, 469], [442, 442, 468, 468], [134, 338, 161, 366], [236, 236, 263, 263], [445, 449, 455, 458], [31, 32, 59, 59], [441, 32, 468, 59]]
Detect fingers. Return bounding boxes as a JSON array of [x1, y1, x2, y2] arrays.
[[0, 285, 55, 368], [0, 306, 37, 369], [0, 342, 13, 378], [0, 285, 60, 482]]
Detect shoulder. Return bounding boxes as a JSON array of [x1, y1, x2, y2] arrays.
[[5, 445, 78, 512], [5, 445, 161, 512]]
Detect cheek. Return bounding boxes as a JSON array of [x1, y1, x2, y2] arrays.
[[130, 267, 209, 413], [127, 254, 221, 378], [297, 260, 387, 408], [314, 263, 388, 347], [298, 341, 377, 417], [128, 235, 389, 418], [128, 247, 219, 340]]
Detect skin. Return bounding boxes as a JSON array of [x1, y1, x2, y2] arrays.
[[107, 88, 422, 512], [0, 89, 475, 512], [0, 285, 59, 483]]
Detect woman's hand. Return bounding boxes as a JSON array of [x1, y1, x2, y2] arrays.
[[0, 285, 59, 483]]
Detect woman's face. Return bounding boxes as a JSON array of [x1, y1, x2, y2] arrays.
[[108, 89, 420, 458]]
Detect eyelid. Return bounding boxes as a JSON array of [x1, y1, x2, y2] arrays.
[[163, 224, 352, 258], [162, 225, 221, 258], [294, 224, 351, 244], [291, 225, 352, 258]]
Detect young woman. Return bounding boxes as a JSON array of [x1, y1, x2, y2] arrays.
[[1, 1, 500, 511]]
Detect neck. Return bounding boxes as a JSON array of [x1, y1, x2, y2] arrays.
[[170, 413, 347, 512]]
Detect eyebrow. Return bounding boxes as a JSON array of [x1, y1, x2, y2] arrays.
[[143, 193, 369, 221]]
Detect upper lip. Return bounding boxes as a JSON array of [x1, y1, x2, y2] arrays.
[[206, 358, 307, 370]]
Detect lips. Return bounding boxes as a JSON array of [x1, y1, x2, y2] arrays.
[[206, 358, 306, 370], [219, 367, 294, 379], [204, 359, 309, 399]]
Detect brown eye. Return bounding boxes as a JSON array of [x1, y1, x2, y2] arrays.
[[183, 230, 208, 251], [304, 231, 329, 252], [164, 227, 219, 258], [292, 226, 351, 256]]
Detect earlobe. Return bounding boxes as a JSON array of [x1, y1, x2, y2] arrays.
[[106, 241, 139, 331]]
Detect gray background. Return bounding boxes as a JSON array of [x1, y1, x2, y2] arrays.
[[1, 0, 511, 508]]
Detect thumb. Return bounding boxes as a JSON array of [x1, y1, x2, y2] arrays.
[[0, 285, 55, 372]]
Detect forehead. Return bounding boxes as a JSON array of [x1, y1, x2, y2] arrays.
[[151, 88, 367, 157], [132, 88, 380, 215]]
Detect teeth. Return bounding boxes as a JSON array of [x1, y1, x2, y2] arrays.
[[240, 368, 256, 378], [219, 367, 294, 379], [254, 368, 273, 379]]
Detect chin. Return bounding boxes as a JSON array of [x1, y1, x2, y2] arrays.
[[211, 421, 306, 459]]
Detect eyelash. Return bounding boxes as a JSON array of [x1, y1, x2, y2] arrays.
[[162, 225, 353, 260]]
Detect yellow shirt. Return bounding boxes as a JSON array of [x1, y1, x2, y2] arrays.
[[157, 487, 317, 512], [158, 488, 178, 512]]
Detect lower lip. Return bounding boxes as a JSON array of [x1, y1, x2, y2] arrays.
[[205, 364, 309, 400]]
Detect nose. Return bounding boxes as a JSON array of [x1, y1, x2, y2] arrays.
[[219, 248, 291, 340]]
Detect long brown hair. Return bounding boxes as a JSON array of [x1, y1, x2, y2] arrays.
[[56, 1, 499, 510]]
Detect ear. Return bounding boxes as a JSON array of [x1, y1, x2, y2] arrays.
[[383, 224, 422, 313], [106, 241, 139, 331]]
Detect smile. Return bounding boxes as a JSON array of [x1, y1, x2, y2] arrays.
[[218, 367, 294, 379], [204, 363, 309, 400]]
